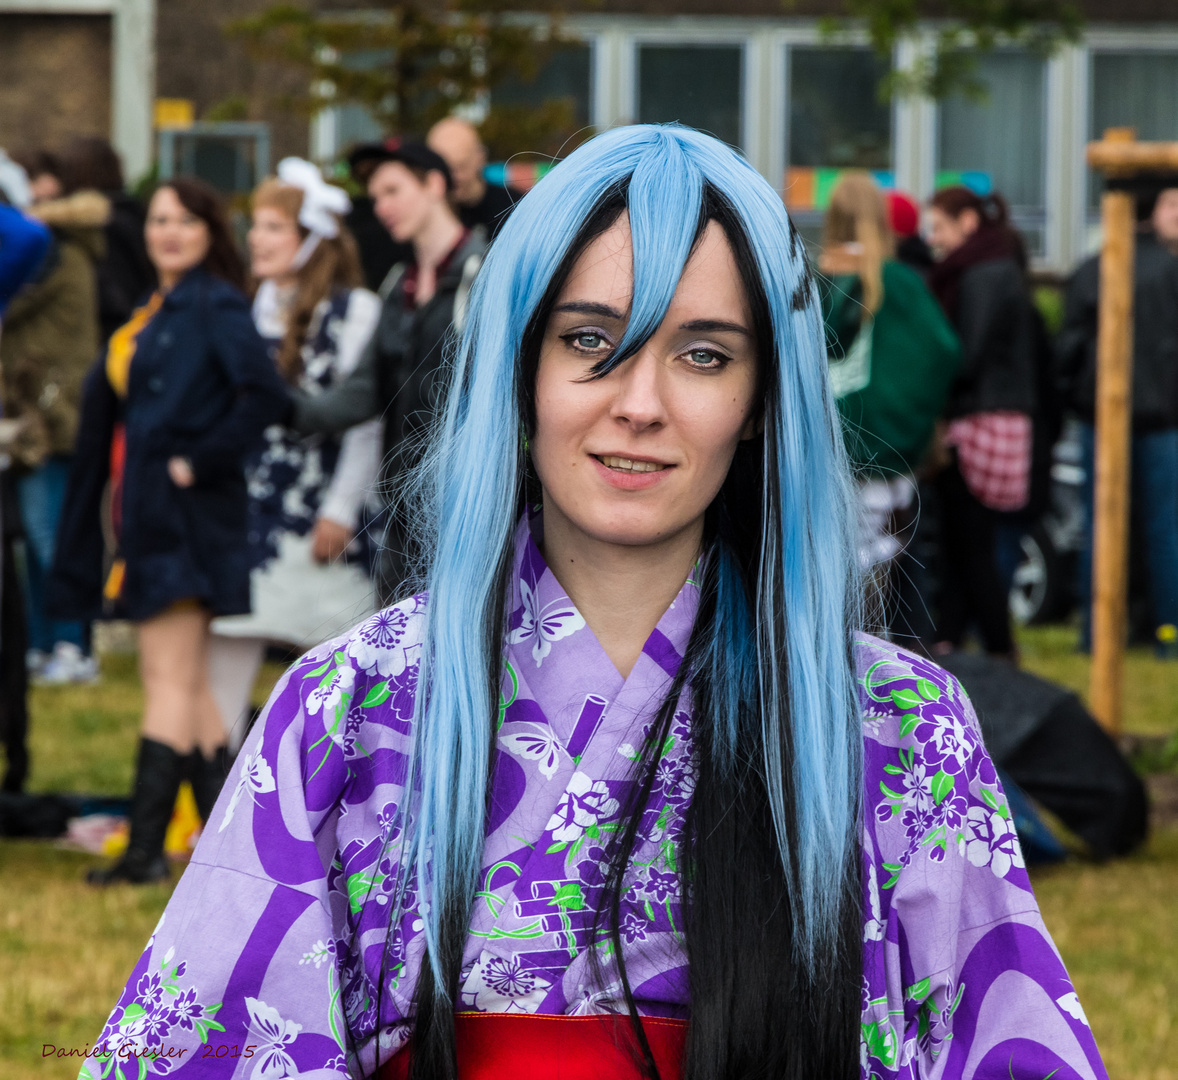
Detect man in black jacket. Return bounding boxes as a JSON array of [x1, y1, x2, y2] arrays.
[[290, 141, 485, 602], [1057, 181, 1178, 656]]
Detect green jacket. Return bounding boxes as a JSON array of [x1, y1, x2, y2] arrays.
[[1, 191, 106, 465], [822, 260, 961, 477]]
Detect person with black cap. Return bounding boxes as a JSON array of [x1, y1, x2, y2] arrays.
[[343, 141, 413, 292], [1058, 177, 1178, 657], [289, 139, 486, 601]]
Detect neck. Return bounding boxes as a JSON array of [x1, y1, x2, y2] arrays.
[[539, 503, 703, 679], [157, 269, 182, 293], [461, 177, 487, 208], [412, 208, 464, 271]]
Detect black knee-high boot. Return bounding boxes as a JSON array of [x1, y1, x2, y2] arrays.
[[88, 737, 184, 885], [188, 745, 231, 823]]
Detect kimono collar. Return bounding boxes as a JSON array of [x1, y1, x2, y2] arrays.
[[505, 510, 700, 701]]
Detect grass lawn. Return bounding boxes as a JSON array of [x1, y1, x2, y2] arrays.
[[1, 622, 1176, 1079]]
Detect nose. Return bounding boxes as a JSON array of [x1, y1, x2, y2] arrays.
[[608, 349, 667, 432]]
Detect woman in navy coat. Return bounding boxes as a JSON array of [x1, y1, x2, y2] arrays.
[[49, 178, 288, 884]]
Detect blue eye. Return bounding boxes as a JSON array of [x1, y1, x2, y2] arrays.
[[686, 348, 724, 368], [563, 331, 609, 352]]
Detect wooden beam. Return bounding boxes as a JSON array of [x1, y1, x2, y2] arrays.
[[1087, 140, 1178, 176]]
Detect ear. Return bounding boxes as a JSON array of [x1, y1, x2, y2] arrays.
[[959, 207, 981, 236], [739, 408, 763, 441], [427, 170, 449, 202]]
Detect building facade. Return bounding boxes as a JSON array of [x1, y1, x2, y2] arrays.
[[3, 0, 1178, 271], [314, 1, 1178, 271]]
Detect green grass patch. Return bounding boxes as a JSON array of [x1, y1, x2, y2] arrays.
[[1018, 621, 1178, 738]]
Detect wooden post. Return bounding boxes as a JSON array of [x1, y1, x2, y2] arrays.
[[1089, 179, 1135, 734], [1084, 130, 1178, 733]]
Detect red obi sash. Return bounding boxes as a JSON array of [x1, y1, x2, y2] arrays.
[[378, 1012, 688, 1080]]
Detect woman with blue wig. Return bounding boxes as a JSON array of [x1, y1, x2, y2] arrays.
[[81, 126, 1105, 1080]]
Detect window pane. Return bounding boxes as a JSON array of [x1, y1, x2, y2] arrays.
[[333, 50, 394, 154], [788, 47, 891, 170], [784, 47, 891, 244], [637, 45, 743, 148], [492, 43, 592, 129], [1089, 52, 1178, 214], [1092, 52, 1178, 142], [938, 52, 1046, 253], [335, 104, 385, 151]]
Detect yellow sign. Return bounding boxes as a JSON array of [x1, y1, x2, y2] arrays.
[[154, 98, 195, 130]]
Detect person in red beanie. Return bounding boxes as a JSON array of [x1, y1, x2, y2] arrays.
[[886, 189, 934, 274]]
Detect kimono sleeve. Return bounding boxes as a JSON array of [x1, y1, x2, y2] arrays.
[[859, 651, 1108, 1080], [79, 645, 361, 1080]]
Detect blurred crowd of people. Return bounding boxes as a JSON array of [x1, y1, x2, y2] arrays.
[[0, 116, 1175, 881], [819, 168, 1178, 669], [0, 119, 503, 883]]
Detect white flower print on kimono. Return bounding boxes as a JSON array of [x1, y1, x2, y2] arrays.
[[965, 804, 1026, 879], [461, 951, 553, 1013], [507, 578, 585, 667], [545, 771, 620, 842], [346, 606, 414, 677], [306, 665, 356, 717]]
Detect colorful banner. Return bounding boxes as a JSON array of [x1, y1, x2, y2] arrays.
[[485, 162, 994, 202], [934, 170, 993, 195], [783, 166, 993, 211], [784, 168, 896, 211], [485, 161, 556, 193]]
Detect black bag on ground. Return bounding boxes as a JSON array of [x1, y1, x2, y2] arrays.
[[0, 792, 129, 837], [939, 651, 1149, 858]]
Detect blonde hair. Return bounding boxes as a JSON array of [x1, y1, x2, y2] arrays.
[[821, 172, 894, 317], [251, 178, 364, 384]]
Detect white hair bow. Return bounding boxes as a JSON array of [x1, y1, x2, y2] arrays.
[[276, 156, 351, 267]]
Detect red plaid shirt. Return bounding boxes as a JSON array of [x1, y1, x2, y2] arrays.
[[944, 411, 1033, 512]]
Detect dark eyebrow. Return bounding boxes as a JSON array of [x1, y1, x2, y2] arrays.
[[680, 318, 752, 337], [552, 301, 628, 320]]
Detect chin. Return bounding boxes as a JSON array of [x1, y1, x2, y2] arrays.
[[574, 505, 692, 550]]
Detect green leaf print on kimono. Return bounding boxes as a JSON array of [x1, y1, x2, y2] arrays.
[[85, 920, 225, 1079]]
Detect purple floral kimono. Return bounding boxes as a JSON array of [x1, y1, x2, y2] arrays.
[[81, 517, 1107, 1080]]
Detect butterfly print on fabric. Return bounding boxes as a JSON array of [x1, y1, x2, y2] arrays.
[[507, 578, 586, 667]]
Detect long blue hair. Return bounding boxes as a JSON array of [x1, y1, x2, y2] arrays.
[[393, 124, 863, 1078]]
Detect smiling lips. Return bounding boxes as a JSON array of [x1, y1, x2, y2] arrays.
[[597, 455, 668, 474]]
